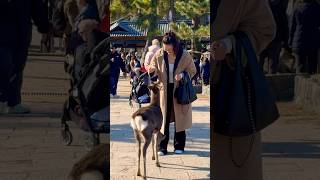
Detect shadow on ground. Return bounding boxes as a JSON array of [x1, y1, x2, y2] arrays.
[[192, 106, 210, 112], [262, 141, 320, 159], [111, 122, 210, 151]]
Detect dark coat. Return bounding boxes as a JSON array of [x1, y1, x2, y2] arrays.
[[110, 51, 125, 77], [194, 58, 200, 75], [0, 0, 49, 48], [289, 1, 320, 53], [200, 59, 210, 84], [269, 0, 290, 46]]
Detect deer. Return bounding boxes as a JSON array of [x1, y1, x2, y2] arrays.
[[69, 143, 108, 180], [130, 81, 163, 180]]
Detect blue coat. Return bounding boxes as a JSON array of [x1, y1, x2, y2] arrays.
[[200, 58, 210, 84], [110, 52, 125, 77]]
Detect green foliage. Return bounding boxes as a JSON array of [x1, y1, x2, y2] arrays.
[[175, 0, 210, 19], [173, 0, 210, 50], [110, 0, 210, 50]]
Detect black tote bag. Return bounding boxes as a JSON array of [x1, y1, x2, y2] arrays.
[[175, 71, 197, 105], [213, 31, 279, 137]]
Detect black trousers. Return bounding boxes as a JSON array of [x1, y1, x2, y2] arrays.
[[0, 45, 28, 107], [294, 50, 318, 74], [159, 83, 186, 152]]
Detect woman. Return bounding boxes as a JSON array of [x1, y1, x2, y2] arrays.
[[289, 0, 320, 74], [149, 31, 196, 155], [212, 0, 276, 179]]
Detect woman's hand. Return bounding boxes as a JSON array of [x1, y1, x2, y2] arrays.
[[148, 66, 156, 74], [212, 41, 228, 61], [175, 73, 183, 81]]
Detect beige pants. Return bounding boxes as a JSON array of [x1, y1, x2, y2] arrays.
[[213, 132, 263, 180]]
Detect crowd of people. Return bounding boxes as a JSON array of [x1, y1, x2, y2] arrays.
[[260, 0, 320, 75], [108, 39, 211, 99]]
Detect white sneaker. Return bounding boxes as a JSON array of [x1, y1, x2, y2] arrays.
[[157, 151, 165, 156], [8, 104, 30, 114], [174, 150, 184, 154], [0, 102, 8, 114]]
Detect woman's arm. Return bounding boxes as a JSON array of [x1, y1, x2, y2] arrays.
[[237, 0, 276, 54]]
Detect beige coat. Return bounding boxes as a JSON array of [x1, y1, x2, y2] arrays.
[[212, 0, 276, 180], [212, 0, 276, 84], [212, 0, 275, 53], [150, 49, 196, 134]]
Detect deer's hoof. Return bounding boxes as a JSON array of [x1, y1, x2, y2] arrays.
[[143, 176, 147, 180], [152, 156, 155, 160], [137, 171, 141, 176], [156, 163, 161, 167]]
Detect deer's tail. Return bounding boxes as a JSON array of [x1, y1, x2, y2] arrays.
[[130, 115, 148, 131]]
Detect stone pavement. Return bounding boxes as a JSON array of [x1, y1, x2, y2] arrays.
[[110, 78, 210, 180], [0, 39, 107, 179], [262, 102, 320, 180]]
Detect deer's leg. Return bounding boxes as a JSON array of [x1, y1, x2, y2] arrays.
[[152, 133, 155, 160], [155, 132, 161, 167], [134, 130, 142, 176], [142, 135, 152, 180]]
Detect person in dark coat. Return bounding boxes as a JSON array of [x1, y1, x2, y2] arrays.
[[260, 0, 290, 74], [200, 55, 210, 86], [110, 46, 126, 98], [192, 55, 201, 84], [289, 0, 320, 74], [0, 0, 49, 114]]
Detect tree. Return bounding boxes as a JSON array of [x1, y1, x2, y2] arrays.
[[110, 0, 171, 62], [172, 0, 210, 50]]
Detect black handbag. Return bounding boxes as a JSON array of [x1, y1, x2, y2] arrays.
[[175, 71, 197, 105], [213, 31, 279, 137]]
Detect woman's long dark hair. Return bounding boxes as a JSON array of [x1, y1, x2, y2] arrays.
[[162, 31, 181, 55]]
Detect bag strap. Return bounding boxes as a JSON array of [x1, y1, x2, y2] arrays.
[[229, 31, 257, 168]]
